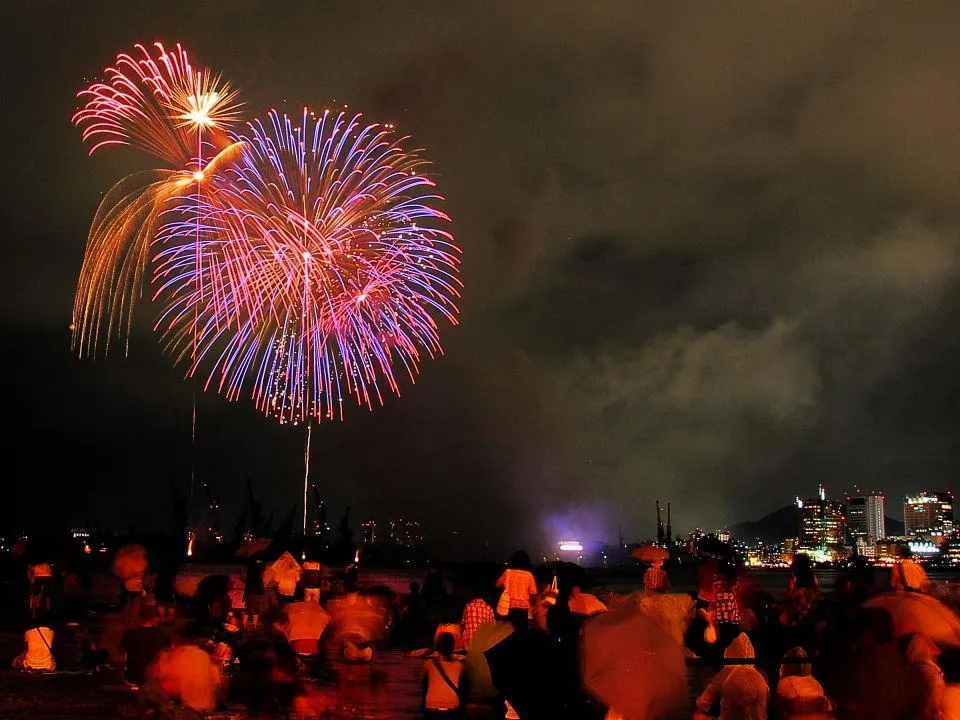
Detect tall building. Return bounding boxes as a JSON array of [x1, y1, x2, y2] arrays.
[[797, 485, 846, 562], [846, 494, 867, 540], [867, 493, 886, 543], [361, 520, 376, 545], [936, 492, 954, 535], [904, 492, 953, 540], [846, 490, 885, 544]]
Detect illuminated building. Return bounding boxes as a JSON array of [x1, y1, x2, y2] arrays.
[[846, 490, 885, 547], [904, 492, 953, 540], [876, 538, 908, 563], [361, 520, 376, 545], [797, 485, 846, 562], [942, 536, 960, 565]]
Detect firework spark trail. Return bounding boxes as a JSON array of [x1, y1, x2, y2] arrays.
[[153, 108, 461, 424], [72, 42, 241, 357]]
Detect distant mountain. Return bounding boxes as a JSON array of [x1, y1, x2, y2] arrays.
[[732, 505, 798, 544], [732, 505, 904, 543]]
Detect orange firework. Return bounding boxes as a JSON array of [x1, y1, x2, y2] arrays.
[[72, 42, 242, 356]]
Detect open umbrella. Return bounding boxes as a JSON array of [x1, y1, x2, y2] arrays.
[[484, 629, 565, 717], [112, 543, 148, 580], [863, 591, 960, 646], [569, 592, 608, 616], [283, 601, 331, 641], [466, 620, 514, 701], [631, 545, 670, 563], [262, 551, 301, 596], [581, 602, 687, 720]]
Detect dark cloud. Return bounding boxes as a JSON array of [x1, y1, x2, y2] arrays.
[[4, 1, 960, 552]]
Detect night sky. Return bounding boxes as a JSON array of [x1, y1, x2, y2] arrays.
[[4, 2, 960, 555]]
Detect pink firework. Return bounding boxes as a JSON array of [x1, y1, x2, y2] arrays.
[[153, 108, 461, 424]]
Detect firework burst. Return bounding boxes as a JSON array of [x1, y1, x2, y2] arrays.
[[71, 43, 242, 356], [153, 108, 461, 423]]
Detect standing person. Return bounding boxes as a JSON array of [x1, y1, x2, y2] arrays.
[[495, 551, 537, 619], [780, 554, 820, 654], [421, 632, 465, 717], [12, 614, 56, 671], [153, 560, 176, 624], [27, 562, 54, 618], [123, 572, 145, 624], [120, 607, 171, 688], [708, 560, 745, 654], [302, 560, 323, 604], [643, 558, 670, 592], [461, 593, 495, 651]]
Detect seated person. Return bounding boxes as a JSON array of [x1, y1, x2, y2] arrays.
[[120, 606, 171, 687], [421, 632, 465, 717], [12, 618, 55, 671], [695, 633, 769, 720], [775, 647, 833, 719], [55, 618, 108, 671]]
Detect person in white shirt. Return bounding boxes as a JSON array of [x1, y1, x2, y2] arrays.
[[496, 551, 537, 619], [421, 632, 465, 717], [13, 622, 55, 671]]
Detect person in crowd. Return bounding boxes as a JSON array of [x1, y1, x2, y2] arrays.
[[643, 557, 670, 592], [27, 562, 55, 617], [120, 606, 171, 688], [707, 560, 746, 653], [138, 644, 225, 718], [695, 633, 769, 720], [774, 647, 833, 719], [153, 560, 177, 624], [834, 607, 905, 720], [460, 590, 495, 651], [423, 564, 446, 603], [892, 559, 931, 594], [421, 632, 465, 717], [901, 632, 945, 720], [123, 571, 145, 624], [780, 554, 820, 653], [302, 560, 323, 604], [434, 620, 464, 652], [12, 614, 56, 671], [496, 551, 537, 619], [55, 614, 108, 671]]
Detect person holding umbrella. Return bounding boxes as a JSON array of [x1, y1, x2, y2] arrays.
[[632, 545, 671, 592]]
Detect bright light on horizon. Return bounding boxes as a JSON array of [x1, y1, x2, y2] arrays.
[[558, 540, 583, 552]]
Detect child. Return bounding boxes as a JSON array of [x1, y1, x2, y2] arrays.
[[421, 632, 464, 717]]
